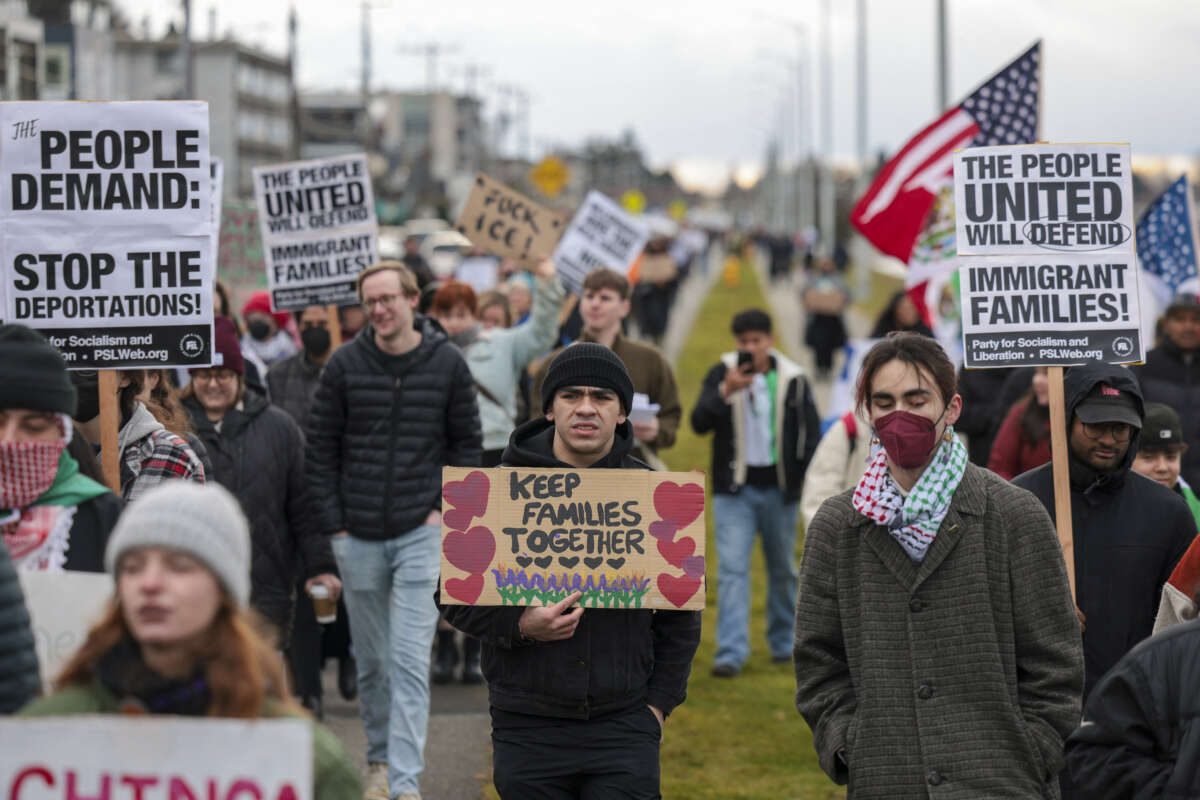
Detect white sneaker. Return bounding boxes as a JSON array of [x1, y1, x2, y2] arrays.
[[363, 762, 388, 800]]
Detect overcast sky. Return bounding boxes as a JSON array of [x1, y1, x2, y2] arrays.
[[121, 0, 1200, 189]]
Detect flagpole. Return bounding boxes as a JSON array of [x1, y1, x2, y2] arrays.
[[936, 0, 948, 111], [1187, 175, 1200, 280]]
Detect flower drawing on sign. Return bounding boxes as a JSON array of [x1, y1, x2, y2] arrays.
[[441, 470, 493, 604], [492, 565, 652, 609], [650, 481, 705, 607]]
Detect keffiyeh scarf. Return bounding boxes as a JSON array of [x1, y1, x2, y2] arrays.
[[852, 433, 968, 563]]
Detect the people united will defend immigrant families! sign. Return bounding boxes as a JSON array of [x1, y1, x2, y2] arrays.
[[0, 101, 214, 368], [953, 143, 1143, 368], [253, 153, 378, 312]]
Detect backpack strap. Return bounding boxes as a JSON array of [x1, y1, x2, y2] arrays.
[[841, 410, 857, 449]]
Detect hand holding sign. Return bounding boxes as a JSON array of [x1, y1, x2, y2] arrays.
[[519, 591, 584, 641]]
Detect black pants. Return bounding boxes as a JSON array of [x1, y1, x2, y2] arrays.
[[492, 706, 661, 799]]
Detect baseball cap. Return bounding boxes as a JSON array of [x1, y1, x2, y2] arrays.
[[1140, 402, 1185, 449], [1075, 382, 1142, 429], [1166, 293, 1200, 314]]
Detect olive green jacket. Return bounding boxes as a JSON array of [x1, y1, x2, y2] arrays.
[[795, 462, 1084, 799], [20, 679, 361, 800]]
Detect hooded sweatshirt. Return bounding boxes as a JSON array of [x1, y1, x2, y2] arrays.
[[117, 401, 205, 504], [1013, 361, 1196, 701]]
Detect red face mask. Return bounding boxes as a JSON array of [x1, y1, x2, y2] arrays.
[[873, 410, 941, 469]]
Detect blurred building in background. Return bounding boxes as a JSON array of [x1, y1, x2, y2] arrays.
[[0, 0, 44, 100]]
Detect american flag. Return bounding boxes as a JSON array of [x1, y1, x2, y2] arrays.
[[1137, 175, 1198, 295], [851, 42, 1041, 263]]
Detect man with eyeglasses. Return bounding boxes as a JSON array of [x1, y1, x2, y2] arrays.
[[1013, 362, 1195, 707], [306, 261, 481, 800]]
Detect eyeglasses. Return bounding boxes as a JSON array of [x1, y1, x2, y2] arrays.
[[192, 369, 239, 385], [1080, 421, 1133, 442], [362, 294, 402, 311]]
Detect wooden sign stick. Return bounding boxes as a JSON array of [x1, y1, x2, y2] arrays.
[[97, 370, 121, 496], [1047, 366, 1075, 599], [326, 304, 342, 349]]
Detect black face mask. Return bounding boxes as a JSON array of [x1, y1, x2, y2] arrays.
[[70, 370, 100, 421], [247, 320, 273, 341], [301, 326, 331, 357]]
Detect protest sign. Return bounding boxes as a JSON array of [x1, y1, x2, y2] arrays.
[[954, 144, 1135, 256], [253, 154, 378, 312], [439, 467, 706, 610], [0, 717, 312, 800], [217, 199, 268, 311], [529, 156, 569, 198], [0, 102, 214, 368], [454, 173, 564, 265], [552, 191, 651, 294], [959, 256, 1143, 368], [17, 570, 112, 689]]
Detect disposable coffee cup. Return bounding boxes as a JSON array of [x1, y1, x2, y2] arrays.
[[310, 584, 336, 624]]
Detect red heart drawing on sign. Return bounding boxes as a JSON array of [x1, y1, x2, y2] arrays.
[[657, 535, 695, 569], [445, 574, 484, 604], [657, 573, 702, 607], [653, 482, 705, 529], [648, 520, 679, 542], [443, 526, 496, 575], [442, 470, 490, 529]]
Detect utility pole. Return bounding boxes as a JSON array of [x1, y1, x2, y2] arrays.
[[360, 1, 371, 151], [819, 0, 835, 255], [288, 4, 300, 159], [180, 0, 194, 98], [856, 0, 867, 165], [936, 0, 949, 110]]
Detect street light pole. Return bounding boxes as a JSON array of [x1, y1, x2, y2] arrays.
[[819, 0, 835, 255]]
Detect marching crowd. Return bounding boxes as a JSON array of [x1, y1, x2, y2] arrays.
[[5, 234, 1200, 800]]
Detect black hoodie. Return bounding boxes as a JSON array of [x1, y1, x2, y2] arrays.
[[441, 417, 703, 721], [1013, 361, 1196, 702]]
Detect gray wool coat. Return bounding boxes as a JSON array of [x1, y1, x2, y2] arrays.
[[794, 462, 1083, 799]]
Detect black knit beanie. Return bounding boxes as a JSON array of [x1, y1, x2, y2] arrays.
[[541, 343, 635, 414], [0, 324, 77, 415]]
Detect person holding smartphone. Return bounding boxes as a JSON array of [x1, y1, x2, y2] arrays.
[[690, 309, 822, 677]]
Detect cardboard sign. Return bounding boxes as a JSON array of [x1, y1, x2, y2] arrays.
[[552, 191, 651, 294], [253, 153, 378, 312], [0, 717, 312, 799], [959, 255, 1143, 367], [439, 467, 706, 610], [454, 173, 564, 265], [954, 144, 1135, 256], [217, 199, 268, 311], [18, 570, 113, 689], [0, 101, 214, 368]]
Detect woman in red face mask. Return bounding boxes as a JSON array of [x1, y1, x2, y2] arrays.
[[793, 332, 1083, 799]]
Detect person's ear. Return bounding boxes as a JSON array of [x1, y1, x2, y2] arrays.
[[619, 298, 631, 319], [618, 412, 627, 425], [944, 393, 963, 427]]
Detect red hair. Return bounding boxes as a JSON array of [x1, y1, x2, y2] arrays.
[[431, 280, 478, 317]]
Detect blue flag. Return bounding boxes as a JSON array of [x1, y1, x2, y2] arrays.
[[1137, 175, 1198, 294]]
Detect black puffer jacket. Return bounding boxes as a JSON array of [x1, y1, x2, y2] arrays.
[[306, 316, 482, 540], [1013, 361, 1196, 702], [1066, 619, 1200, 797], [1132, 339, 1200, 489], [184, 392, 334, 645], [0, 541, 39, 713], [441, 417, 702, 720]]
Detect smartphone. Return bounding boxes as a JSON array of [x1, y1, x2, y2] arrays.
[[736, 350, 754, 372]]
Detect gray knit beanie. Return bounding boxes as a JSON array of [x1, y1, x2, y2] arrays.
[[105, 482, 251, 607]]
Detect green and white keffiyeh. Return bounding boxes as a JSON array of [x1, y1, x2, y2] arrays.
[[852, 433, 969, 563]]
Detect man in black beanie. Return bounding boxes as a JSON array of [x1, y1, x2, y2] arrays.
[[0, 324, 121, 574], [442, 342, 702, 799]]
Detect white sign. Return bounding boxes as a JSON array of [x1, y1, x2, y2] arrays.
[[953, 144, 1135, 257], [253, 154, 378, 312], [0, 102, 214, 368], [959, 255, 1144, 368], [0, 717, 313, 800], [552, 191, 650, 294], [18, 570, 113, 689], [210, 156, 224, 268]]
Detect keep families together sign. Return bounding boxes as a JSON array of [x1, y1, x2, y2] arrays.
[[0, 101, 214, 368], [954, 143, 1143, 368], [440, 468, 707, 611]]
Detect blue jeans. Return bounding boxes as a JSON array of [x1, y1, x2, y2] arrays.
[[332, 525, 441, 796], [713, 487, 799, 668]]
